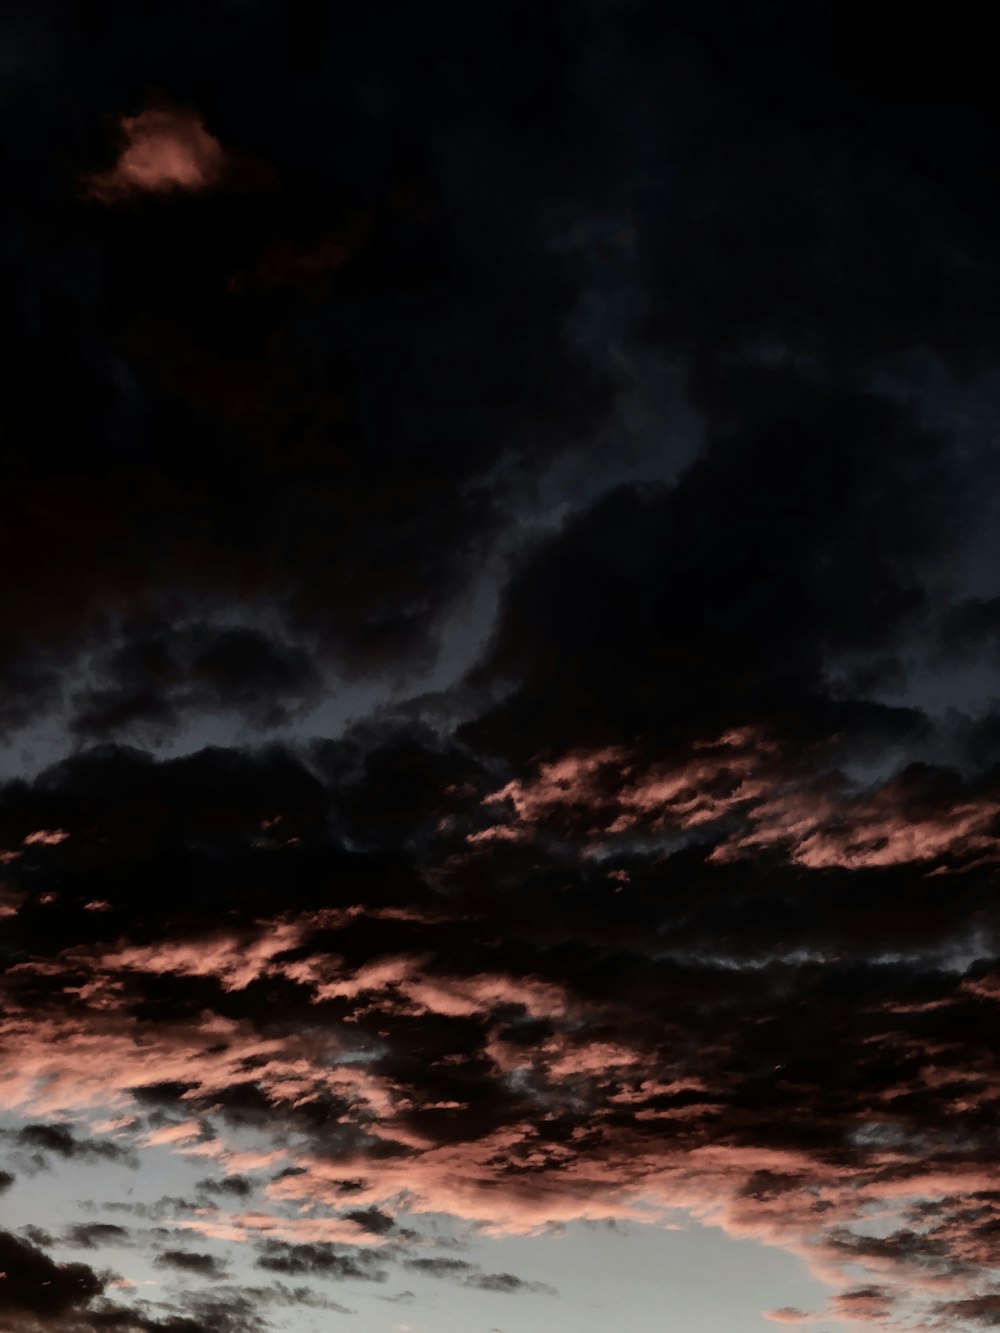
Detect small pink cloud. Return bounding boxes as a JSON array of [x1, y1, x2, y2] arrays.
[[91, 1115, 136, 1134], [144, 1118, 203, 1147], [85, 104, 226, 202], [23, 829, 69, 846]]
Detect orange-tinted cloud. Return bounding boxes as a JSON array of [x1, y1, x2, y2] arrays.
[[84, 105, 226, 202], [4, 739, 1000, 1333], [2, 907, 999, 1333], [472, 729, 1000, 872]]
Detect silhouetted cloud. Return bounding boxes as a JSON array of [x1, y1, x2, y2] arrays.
[[0, 1229, 103, 1319], [155, 1250, 229, 1279]]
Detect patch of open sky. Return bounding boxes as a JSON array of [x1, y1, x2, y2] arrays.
[[427, 1212, 834, 1333]]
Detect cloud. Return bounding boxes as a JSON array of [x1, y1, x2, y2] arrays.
[[6, 7, 1000, 1333], [3, 4, 618, 752], [84, 105, 226, 202], [470, 731, 1000, 871], [13, 1122, 137, 1168], [404, 1257, 475, 1278], [155, 1250, 229, 1279], [931, 1293, 1000, 1327], [63, 1222, 130, 1249], [70, 623, 324, 741], [344, 1207, 396, 1236], [825, 1287, 894, 1323], [463, 1272, 558, 1296], [254, 1241, 388, 1282], [254, 1282, 353, 1313], [1, 723, 1000, 1329], [0, 1228, 103, 1319], [197, 1176, 254, 1200]]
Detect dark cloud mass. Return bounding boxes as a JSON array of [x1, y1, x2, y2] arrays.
[[0, 1229, 103, 1318], [3, 3, 1000, 1333]]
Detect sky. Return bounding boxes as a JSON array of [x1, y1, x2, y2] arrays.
[[3, 3, 1000, 1332]]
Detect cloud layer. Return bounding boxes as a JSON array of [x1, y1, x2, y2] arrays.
[[4, 2, 1000, 1331]]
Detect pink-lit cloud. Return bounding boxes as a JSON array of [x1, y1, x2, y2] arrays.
[[1, 932, 997, 1333], [22, 828, 70, 846], [84, 105, 226, 202], [471, 729, 1000, 872], [2, 766, 999, 1333]]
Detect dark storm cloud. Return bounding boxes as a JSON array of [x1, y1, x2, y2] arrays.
[[0, 1169, 14, 1193], [70, 623, 323, 740], [464, 380, 953, 761], [1, 0, 621, 746]]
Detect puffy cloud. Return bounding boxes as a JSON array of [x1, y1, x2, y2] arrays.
[[84, 105, 226, 202]]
